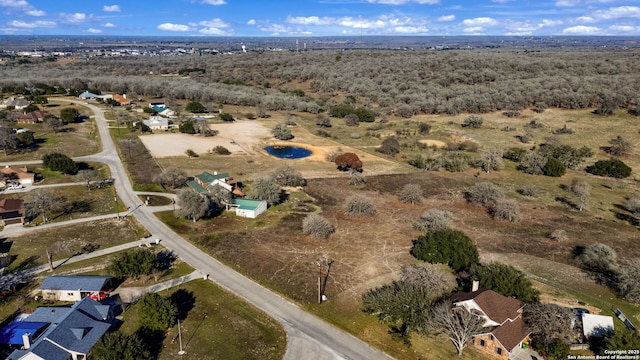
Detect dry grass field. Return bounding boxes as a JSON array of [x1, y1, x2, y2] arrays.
[[150, 105, 640, 358]]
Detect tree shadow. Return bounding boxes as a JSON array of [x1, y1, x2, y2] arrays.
[[170, 289, 196, 320], [135, 327, 164, 360], [9, 255, 39, 273], [55, 200, 92, 220], [0, 238, 13, 254], [76, 162, 94, 171], [156, 250, 177, 270]]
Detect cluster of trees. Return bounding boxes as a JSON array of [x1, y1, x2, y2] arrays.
[[7, 49, 640, 118], [465, 182, 520, 221], [0, 126, 35, 155], [108, 248, 173, 279], [42, 152, 78, 175]]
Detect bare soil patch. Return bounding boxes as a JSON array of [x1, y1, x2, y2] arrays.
[[139, 120, 272, 157]]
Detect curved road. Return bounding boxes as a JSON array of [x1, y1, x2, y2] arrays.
[[69, 100, 393, 360]]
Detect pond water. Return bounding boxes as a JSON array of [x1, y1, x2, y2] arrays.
[[265, 145, 312, 159]]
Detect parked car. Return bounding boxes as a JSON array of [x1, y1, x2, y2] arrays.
[[6, 184, 23, 190], [87, 291, 108, 301]]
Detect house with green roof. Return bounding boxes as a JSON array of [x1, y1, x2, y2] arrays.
[[189, 171, 233, 193], [231, 198, 267, 218]]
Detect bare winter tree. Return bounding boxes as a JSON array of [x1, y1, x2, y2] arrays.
[[76, 169, 101, 190], [569, 178, 591, 211], [616, 258, 640, 304], [153, 167, 187, 189], [608, 135, 634, 156], [175, 188, 211, 222], [398, 184, 423, 205], [401, 264, 455, 299], [302, 213, 335, 239], [414, 209, 453, 231], [465, 182, 503, 207], [272, 165, 306, 187], [347, 170, 367, 186], [625, 194, 640, 215], [25, 189, 66, 223], [343, 194, 376, 217], [523, 303, 575, 347], [250, 177, 282, 205], [492, 199, 520, 222], [430, 301, 485, 357], [580, 243, 617, 272], [479, 148, 504, 173]]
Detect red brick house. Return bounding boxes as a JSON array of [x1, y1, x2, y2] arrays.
[[16, 110, 47, 124], [451, 284, 531, 358], [0, 198, 25, 226]]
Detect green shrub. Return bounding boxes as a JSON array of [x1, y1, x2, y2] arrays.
[[212, 145, 231, 155], [42, 152, 78, 175], [587, 158, 632, 178], [470, 262, 540, 303], [542, 157, 566, 177], [411, 229, 478, 272]]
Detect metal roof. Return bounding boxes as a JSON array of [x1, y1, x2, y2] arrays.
[[40, 276, 112, 292]]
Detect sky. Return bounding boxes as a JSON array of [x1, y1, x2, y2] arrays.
[[2, 0, 640, 37]]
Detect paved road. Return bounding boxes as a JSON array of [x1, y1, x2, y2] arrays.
[[65, 100, 393, 360]]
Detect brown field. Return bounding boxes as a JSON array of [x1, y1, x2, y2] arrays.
[[147, 105, 640, 358]]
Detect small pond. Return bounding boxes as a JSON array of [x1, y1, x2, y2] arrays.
[[265, 145, 312, 159]]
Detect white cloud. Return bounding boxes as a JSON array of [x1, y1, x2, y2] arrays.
[[199, 27, 227, 35], [197, 18, 230, 28], [556, 0, 580, 6], [366, 0, 439, 4], [61, 13, 91, 24], [87, 28, 102, 33], [103, 22, 117, 28], [541, 19, 563, 27], [103, 5, 121, 12], [247, 19, 256, 25], [462, 26, 485, 34], [286, 16, 335, 26], [10, 20, 56, 28], [608, 25, 640, 33], [258, 24, 291, 33], [201, 0, 226, 4], [577, 16, 596, 23], [390, 26, 429, 33], [157, 23, 190, 31], [590, 6, 640, 20], [339, 17, 386, 29], [1, 0, 46, 17], [461, 17, 497, 27], [26, 9, 45, 16], [562, 25, 601, 34], [436, 15, 455, 22], [2, 0, 29, 8]]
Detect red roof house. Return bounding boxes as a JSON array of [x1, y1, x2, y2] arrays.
[[451, 284, 531, 358]]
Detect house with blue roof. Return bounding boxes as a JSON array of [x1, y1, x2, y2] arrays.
[[6, 297, 112, 360], [40, 276, 113, 302]]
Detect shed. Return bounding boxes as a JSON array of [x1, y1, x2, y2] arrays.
[[40, 276, 113, 302], [232, 198, 267, 218]]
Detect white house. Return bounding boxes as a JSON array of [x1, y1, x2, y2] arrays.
[[231, 198, 267, 218], [40, 276, 113, 302], [143, 116, 169, 130]]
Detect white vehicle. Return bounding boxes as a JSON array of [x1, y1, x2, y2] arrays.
[[6, 184, 23, 190]]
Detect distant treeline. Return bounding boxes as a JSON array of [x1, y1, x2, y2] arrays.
[[2, 49, 640, 117]]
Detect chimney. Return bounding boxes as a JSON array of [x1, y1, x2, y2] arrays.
[[22, 332, 31, 349], [123, 94, 127, 99], [471, 280, 479, 292]]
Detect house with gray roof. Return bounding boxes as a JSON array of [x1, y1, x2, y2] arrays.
[[0, 97, 30, 110], [7, 297, 112, 360], [40, 276, 113, 302], [143, 115, 169, 130]]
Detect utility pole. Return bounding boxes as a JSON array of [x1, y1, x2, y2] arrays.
[[178, 319, 185, 355], [114, 188, 119, 220], [316, 258, 324, 304]]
